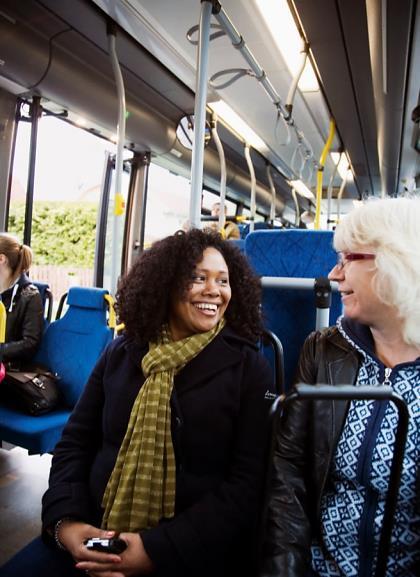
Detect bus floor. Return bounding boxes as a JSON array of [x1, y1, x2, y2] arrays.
[[0, 446, 52, 565]]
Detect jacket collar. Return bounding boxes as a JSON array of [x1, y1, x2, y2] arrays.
[[124, 325, 254, 395], [338, 316, 376, 357]]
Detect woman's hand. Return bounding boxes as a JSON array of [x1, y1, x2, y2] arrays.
[[74, 531, 155, 577], [57, 520, 122, 568]]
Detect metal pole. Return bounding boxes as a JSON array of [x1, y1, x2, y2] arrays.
[[244, 144, 256, 232], [262, 276, 339, 292], [327, 155, 339, 230], [291, 188, 300, 227], [211, 115, 227, 230], [108, 26, 127, 294], [336, 172, 348, 224], [266, 165, 276, 223], [315, 308, 330, 330], [190, 1, 213, 228], [24, 96, 41, 246]]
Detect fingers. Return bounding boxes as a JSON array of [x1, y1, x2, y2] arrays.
[[89, 572, 124, 577], [75, 559, 122, 573]]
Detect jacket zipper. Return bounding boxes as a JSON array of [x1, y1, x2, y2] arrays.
[[359, 366, 392, 577], [383, 366, 392, 385]]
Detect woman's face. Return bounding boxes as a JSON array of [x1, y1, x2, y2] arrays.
[[328, 248, 396, 327], [169, 247, 232, 341]]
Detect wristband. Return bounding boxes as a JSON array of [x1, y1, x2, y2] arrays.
[[54, 517, 74, 551]]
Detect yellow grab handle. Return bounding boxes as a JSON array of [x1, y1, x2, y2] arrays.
[[315, 119, 335, 230], [0, 301, 6, 344], [104, 294, 117, 329], [114, 192, 125, 216]]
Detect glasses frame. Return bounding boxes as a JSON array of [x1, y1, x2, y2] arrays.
[[336, 252, 376, 271]]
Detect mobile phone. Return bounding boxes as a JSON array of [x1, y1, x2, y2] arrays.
[[84, 537, 127, 554]]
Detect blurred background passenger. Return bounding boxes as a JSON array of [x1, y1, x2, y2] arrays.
[[260, 196, 420, 577], [210, 201, 241, 239], [0, 229, 273, 577], [0, 233, 43, 364]]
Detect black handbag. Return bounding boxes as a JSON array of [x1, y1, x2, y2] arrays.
[[2, 368, 61, 416]]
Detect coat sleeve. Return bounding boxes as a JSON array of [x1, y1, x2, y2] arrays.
[[3, 289, 44, 360], [41, 345, 109, 531], [259, 331, 321, 577], [141, 349, 273, 577]]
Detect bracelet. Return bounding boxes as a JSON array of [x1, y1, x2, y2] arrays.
[[54, 517, 74, 551]]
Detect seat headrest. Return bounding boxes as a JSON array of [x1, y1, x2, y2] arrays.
[[67, 287, 109, 310]]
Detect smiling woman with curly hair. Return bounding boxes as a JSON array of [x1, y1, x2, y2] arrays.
[[6, 229, 274, 577], [116, 228, 264, 344]]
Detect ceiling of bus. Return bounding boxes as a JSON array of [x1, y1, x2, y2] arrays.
[[92, 0, 419, 200], [0, 0, 418, 216]]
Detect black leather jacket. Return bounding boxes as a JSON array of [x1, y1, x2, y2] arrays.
[[1, 273, 44, 362], [259, 326, 360, 577]]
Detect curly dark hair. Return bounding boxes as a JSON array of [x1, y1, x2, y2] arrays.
[[116, 229, 263, 344]]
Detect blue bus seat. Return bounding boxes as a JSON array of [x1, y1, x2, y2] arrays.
[[246, 229, 342, 389], [240, 221, 272, 238], [229, 239, 245, 252], [34, 287, 113, 407], [0, 287, 114, 454]]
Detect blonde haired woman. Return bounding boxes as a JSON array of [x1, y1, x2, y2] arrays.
[[0, 233, 43, 363], [260, 196, 420, 577]]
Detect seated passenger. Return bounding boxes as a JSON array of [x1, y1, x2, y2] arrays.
[[0, 229, 273, 577], [209, 201, 241, 239], [0, 233, 43, 364], [259, 197, 420, 577]]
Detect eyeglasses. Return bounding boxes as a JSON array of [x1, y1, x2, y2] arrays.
[[336, 252, 376, 271]]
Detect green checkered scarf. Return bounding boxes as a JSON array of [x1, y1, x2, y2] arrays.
[[101, 318, 226, 532]]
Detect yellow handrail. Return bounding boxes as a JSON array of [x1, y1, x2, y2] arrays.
[[104, 294, 117, 329], [0, 301, 6, 345], [315, 119, 335, 230]]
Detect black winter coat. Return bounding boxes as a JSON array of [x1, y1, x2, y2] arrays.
[[1, 273, 44, 361], [259, 326, 360, 577], [42, 326, 274, 577]]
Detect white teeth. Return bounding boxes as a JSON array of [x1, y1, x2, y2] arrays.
[[195, 303, 218, 311]]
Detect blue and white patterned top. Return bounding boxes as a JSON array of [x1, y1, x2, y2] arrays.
[[311, 317, 420, 577]]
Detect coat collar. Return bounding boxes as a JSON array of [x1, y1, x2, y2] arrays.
[[124, 325, 255, 395]]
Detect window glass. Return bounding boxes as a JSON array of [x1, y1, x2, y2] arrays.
[[241, 207, 265, 222], [202, 189, 237, 216], [144, 163, 191, 246], [8, 114, 126, 305], [103, 164, 131, 293]]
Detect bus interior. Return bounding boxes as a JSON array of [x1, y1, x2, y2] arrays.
[[0, 0, 419, 565]]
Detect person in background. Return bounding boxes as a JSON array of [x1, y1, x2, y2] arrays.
[[0, 228, 273, 577], [259, 196, 420, 577], [0, 233, 43, 364], [210, 201, 241, 239]]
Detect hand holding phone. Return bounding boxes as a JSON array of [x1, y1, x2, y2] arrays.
[[84, 537, 127, 554]]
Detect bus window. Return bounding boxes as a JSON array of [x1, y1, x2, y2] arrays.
[[8, 113, 128, 302], [144, 163, 190, 246], [201, 189, 237, 216], [102, 160, 132, 293]]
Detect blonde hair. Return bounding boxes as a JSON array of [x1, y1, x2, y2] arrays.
[[0, 233, 33, 283], [333, 196, 420, 346]]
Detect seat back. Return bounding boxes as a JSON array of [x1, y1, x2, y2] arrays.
[[31, 280, 53, 323], [246, 229, 342, 389], [229, 239, 246, 252], [34, 286, 113, 407]]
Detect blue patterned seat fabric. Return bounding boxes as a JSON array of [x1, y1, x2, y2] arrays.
[[246, 229, 342, 389]]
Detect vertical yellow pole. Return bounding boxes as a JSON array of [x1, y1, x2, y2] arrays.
[[315, 119, 335, 230], [0, 301, 6, 345]]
